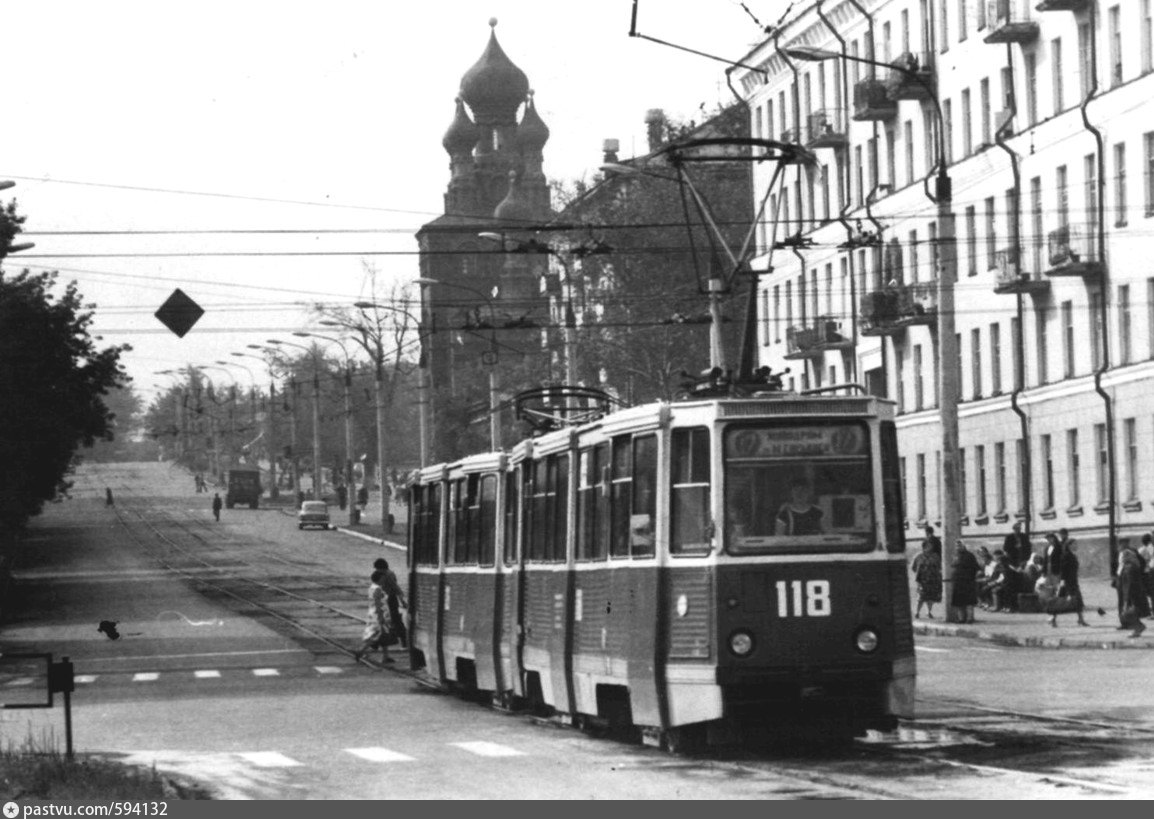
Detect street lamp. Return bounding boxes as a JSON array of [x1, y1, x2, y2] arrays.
[[784, 45, 961, 622], [248, 346, 297, 501], [232, 352, 280, 499], [296, 331, 358, 526], [416, 277, 503, 451], [269, 338, 325, 504]]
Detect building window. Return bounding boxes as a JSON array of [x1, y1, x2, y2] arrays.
[[1011, 317, 1022, 389], [909, 229, 920, 283], [1094, 423, 1109, 504], [1041, 434, 1054, 510], [1030, 175, 1043, 274], [980, 78, 991, 146], [940, 0, 949, 52], [958, 0, 968, 41], [1145, 132, 1154, 216], [896, 345, 905, 412], [965, 205, 977, 276], [914, 343, 924, 410], [1090, 291, 1104, 370], [1079, 23, 1093, 99], [840, 258, 849, 323], [1051, 37, 1064, 114], [904, 119, 914, 186], [1124, 418, 1138, 501], [1109, 5, 1122, 88], [1086, 152, 1099, 240], [1148, 278, 1154, 358], [1067, 428, 1080, 507], [902, 8, 911, 54], [772, 285, 780, 342], [990, 322, 1002, 395], [959, 447, 967, 514], [1144, 0, 1154, 75], [824, 263, 833, 316], [924, 108, 936, 171], [821, 164, 831, 221], [976, 445, 987, 517], [1057, 164, 1069, 229], [985, 196, 996, 269], [994, 442, 1006, 515], [761, 290, 770, 346], [885, 127, 896, 190], [1062, 300, 1075, 378], [1119, 284, 1132, 364], [854, 145, 863, 207], [754, 106, 763, 140], [765, 99, 774, 141], [1015, 439, 1027, 514], [1025, 53, 1038, 127], [929, 221, 939, 279], [785, 280, 793, 331], [971, 327, 982, 399], [1036, 305, 1050, 385], [1115, 142, 1128, 227], [944, 99, 954, 164], [962, 88, 973, 156], [916, 452, 927, 521]]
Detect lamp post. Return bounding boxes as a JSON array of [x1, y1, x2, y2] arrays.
[[785, 45, 960, 621], [416, 277, 503, 451], [295, 331, 358, 526], [269, 338, 324, 503], [233, 352, 279, 499]]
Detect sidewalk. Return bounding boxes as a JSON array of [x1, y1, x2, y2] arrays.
[[912, 574, 1153, 649]]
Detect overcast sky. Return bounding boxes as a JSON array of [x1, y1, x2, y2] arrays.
[[2, 1, 780, 401]]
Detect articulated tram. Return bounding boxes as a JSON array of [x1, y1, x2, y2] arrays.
[[406, 382, 914, 749]]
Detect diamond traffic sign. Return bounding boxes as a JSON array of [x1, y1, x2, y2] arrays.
[[154, 289, 205, 338]]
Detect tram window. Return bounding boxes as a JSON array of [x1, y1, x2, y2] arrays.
[[528, 459, 549, 562], [550, 454, 570, 562], [609, 436, 633, 557], [503, 470, 519, 565], [478, 474, 497, 566], [724, 422, 875, 554], [577, 445, 607, 561], [631, 435, 657, 557], [880, 422, 906, 553], [449, 479, 468, 564], [415, 483, 442, 566], [671, 427, 711, 554]]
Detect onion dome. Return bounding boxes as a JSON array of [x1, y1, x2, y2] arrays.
[[459, 19, 529, 125], [516, 90, 549, 152], [493, 171, 535, 224], [442, 97, 479, 155]]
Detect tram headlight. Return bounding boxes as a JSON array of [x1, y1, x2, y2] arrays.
[[854, 628, 880, 653], [728, 630, 754, 657]]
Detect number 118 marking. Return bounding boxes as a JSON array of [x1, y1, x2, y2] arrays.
[[775, 580, 831, 617]]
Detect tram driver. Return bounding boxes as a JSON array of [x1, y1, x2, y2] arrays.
[[774, 478, 825, 536]]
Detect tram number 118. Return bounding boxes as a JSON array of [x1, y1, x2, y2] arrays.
[[775, 580, 831, 618]]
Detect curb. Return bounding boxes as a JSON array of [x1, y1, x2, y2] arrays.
[[914, 622, 1154, 649]]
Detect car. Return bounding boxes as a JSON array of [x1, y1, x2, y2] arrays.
[[298, 501, 331, 530]]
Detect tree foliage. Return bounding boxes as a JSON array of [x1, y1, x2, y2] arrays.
[[0, 251, 132, 529]]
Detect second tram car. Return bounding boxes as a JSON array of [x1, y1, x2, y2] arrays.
[[407, 386, 914, 748]]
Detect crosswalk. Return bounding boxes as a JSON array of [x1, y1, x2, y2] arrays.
[[141, 741, 528, 772], [34, 666, 355, 687]]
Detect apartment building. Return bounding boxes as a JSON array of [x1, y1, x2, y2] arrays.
[[734, 0, 1154, 573]]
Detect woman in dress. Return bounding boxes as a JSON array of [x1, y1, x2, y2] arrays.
[[911, 540, 943, 619], [353, 570, 394, 663]]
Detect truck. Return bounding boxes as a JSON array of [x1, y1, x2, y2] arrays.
[[225, 468, 262, 509]]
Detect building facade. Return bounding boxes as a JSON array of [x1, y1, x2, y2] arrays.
[[734, 0, 1154, 573]]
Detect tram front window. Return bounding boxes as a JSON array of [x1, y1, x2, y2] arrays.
[[724, 422, 875, 554]]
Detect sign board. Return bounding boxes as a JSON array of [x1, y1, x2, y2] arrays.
[[154, 288, 205, 338]]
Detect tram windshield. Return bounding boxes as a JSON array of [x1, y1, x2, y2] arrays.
[[723, 422, 875, 554]]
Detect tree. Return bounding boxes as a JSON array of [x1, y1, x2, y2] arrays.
[[0, 256, 132, 529]]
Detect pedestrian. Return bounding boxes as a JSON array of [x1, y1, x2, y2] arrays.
[[1045, 539, 1088, 627], [373, 558, 408, 649], [1002, 520, 1031, 569], [923, 524, 942, 557], [1043, 532, 1066, 580], [105, 487, 115, 507], [911, 540, 942, 619], [1116, 544, 1150, 638], [211, 492, 222, 522], [1139, 534, 1154, 613], [337, 484, 348, 511], [353, 570, 395, 663], [950, 540, 980, 624], [386, 512, 396, 535]]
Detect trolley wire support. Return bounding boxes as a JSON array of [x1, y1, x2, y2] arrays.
[[512, 385, 625, 434]]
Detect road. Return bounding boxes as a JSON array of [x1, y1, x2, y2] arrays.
[[2, 461, 1153, 799]]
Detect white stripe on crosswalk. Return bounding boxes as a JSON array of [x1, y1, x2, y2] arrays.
[[4, 677, 35, 687], [451, 741, 524, 757], [236, 751, 303, 767], [314, 667, 343, 675], [346, 747, 416, 763], [194, 670, 222, 678], [914, 646, 949, 653], [132, 672, 159, 682], [74, 675, 97, 684], [252, 668, 280, 677]]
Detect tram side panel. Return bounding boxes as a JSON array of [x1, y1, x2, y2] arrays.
[[410, 568, 444, 680], [662, 565, 721, 727], [520, 567, 570, 709]]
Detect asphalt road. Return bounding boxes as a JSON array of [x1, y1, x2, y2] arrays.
[[3, 461, 1154, 800]]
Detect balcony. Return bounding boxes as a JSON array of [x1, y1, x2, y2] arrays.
[[860, 282, 937, 336], [784, 325, 822, 359], [1035, 0, 1090, 11], [992, 247, 1050, 295], [814, 316, 854, 350], [805, 110, 847, 150], [984, 1, 1040, 43], [1045, 225, 1105, 278], [885, 53, 935, 102], [853, 78, 897, 122]]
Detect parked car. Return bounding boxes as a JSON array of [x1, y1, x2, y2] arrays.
[[298, 501, 331, 530]]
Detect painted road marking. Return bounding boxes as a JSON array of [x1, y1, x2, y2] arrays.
[[914, 646, 949, 653], [81, 649, 306, 663], [252, 668, 280, 677], [451, 741, 525, 757], [314, 667, 343, 674], [4, 678, 35, 687], [74, 675, 97, 684], [236, 752, 303, 768], [132, 672, 159, 682], [346, 747, 416, 763], [194, 670, 222, 679]]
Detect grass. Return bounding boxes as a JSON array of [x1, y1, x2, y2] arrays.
[[0, 729, 212, 801]]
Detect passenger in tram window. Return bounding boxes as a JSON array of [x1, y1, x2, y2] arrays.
[[774, 478, 824, 536]]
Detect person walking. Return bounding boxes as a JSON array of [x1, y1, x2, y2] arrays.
[[1043, 532, 1066, 580], [1117, 544, 1150, 638], [1047, 539, 1088, 627], [354, 570, 395, 663], [211, 492, 222, 522], [373, 558, 408, 649], [911, 540, 942, 619], [951, 541, 980, 624]]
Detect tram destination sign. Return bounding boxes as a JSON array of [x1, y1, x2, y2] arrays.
[[726, 424, 867, 459]]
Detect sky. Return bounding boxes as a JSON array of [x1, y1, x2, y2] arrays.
[[1, 0, 784, 404]]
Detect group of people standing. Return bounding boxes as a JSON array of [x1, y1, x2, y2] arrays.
[[910, 522, 1153, 637]]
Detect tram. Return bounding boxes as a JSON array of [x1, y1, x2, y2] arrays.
[[406, 374, 914, 749]]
